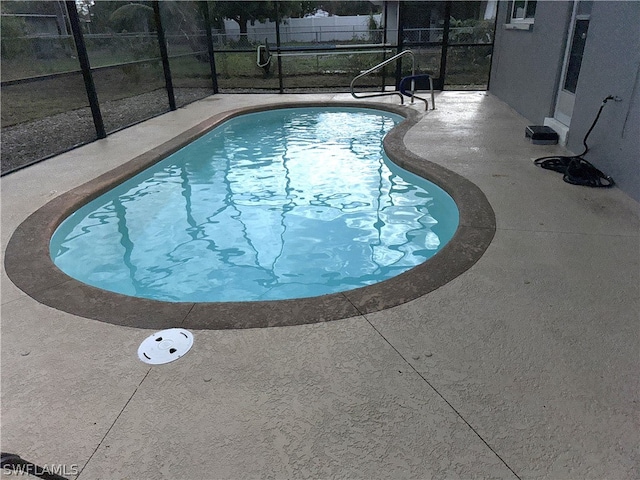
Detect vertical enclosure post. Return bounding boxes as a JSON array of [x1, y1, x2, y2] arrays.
[[394, 1, 405, 89], [66, 1, 105, 139], [275, 1, 284, 94], [381, 0, 389, 92], [201, 1, 219, 94], [438, 1, 453, 91], [486, 5, 500, 91], [153, 1, 176, 111]]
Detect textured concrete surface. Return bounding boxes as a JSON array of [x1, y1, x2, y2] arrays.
[[77, 319, 515, 480], [2, 92, 638, 479]]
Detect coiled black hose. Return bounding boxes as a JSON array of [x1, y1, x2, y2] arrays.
[[534, 96, 615, 187]]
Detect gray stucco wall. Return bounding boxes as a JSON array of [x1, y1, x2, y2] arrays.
[[489, 1, 639, 201], [489, 1, 573, 122], [567, 1, 640, 201]]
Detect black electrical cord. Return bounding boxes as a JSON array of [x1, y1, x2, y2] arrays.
[[534, 96, 615, 187], [0, 452, 69, 480]]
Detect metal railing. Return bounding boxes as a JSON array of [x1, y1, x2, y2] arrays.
[[350, 49, 434, 110]]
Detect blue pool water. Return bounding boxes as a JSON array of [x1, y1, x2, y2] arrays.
[[50, 107, 459, 302]]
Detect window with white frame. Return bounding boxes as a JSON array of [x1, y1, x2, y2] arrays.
[[509, 0, 537, 23]]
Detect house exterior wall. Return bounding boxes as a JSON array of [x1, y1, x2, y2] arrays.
[[489, 1, 572, 122], [567, 1, 640, 201], [490, 1, 640, 201]]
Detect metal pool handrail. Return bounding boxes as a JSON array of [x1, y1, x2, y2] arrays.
[[350, 49, 434, 110], [255, 39, 395, 76]]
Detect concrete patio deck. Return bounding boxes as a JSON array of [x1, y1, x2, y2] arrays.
[[2, 92, 638, 479]]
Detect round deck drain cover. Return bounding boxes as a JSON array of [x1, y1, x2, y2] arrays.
[[137, 328, 193, 365]]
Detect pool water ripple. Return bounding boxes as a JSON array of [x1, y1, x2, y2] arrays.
[[50, 107, 459, 302]]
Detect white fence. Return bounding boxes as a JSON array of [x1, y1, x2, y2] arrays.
[[222, 14, 383, 44]]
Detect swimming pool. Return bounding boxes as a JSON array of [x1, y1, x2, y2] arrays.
[[5, 101, 495, 329], [50, 107, 459, 302]]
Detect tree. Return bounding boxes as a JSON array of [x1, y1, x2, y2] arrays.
[[160, 1, 209, 59], [316, 1, 381, 16], [108, 3, 154, 33], [210, 1, 318, 43]]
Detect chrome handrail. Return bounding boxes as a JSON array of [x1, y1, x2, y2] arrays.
[[350, 49, 433, 110]]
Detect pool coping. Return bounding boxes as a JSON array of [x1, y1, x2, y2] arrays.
[[4, 101, 496, 330]]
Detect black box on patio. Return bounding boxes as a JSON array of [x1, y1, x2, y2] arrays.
[[525, 125, 559, 145]]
